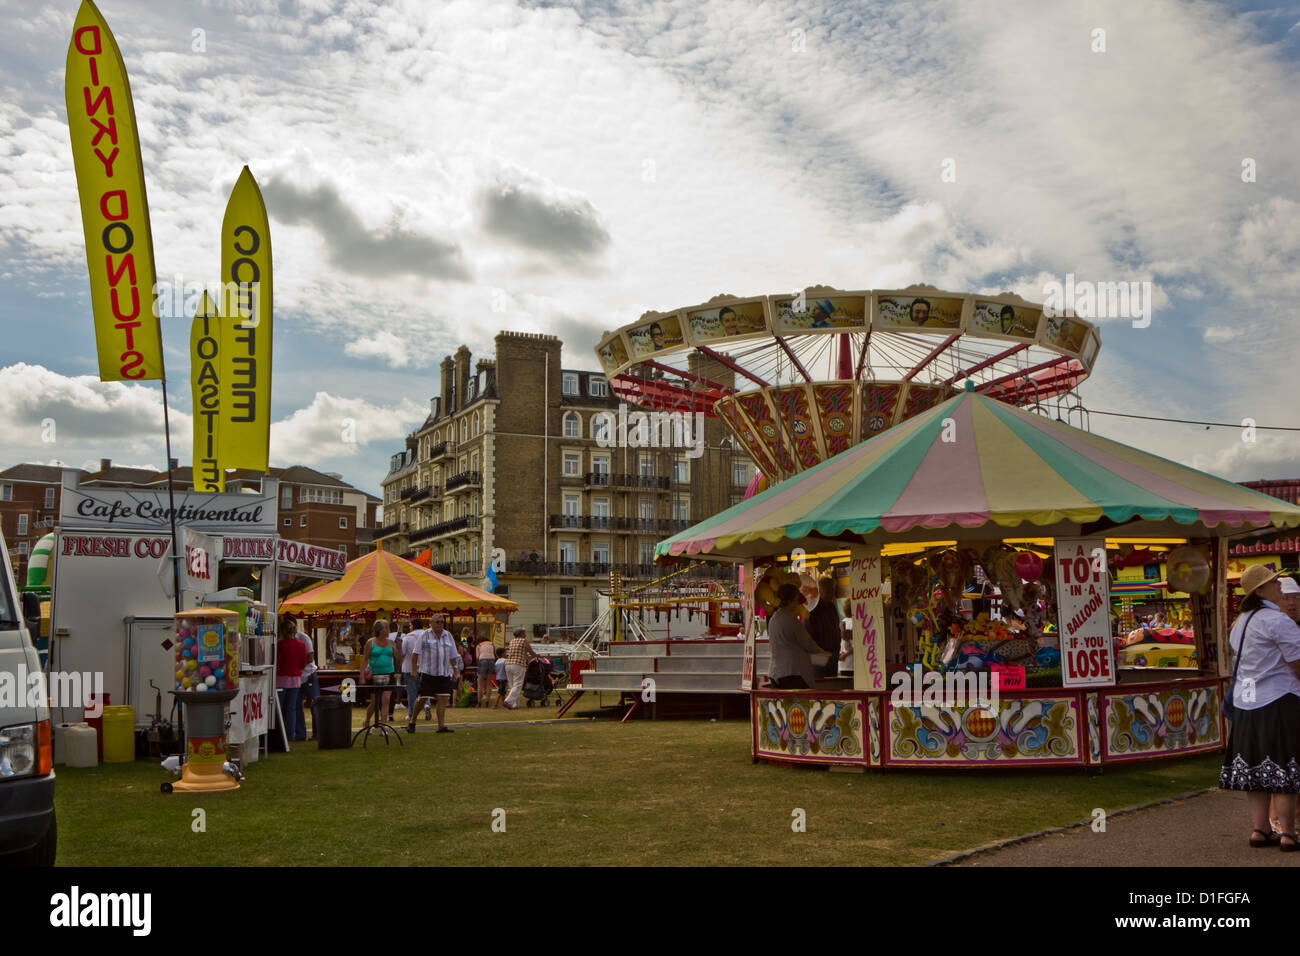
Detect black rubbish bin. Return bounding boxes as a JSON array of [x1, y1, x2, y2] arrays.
[[315, 694, 353, 750]]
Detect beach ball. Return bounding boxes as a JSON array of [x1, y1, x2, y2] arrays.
[[205, 675, 216, 687], [1167, 546, 1210, 594], [175, 649, 183, 661], [199, 666, 212, 679], [213, 668, 224, 679], [1014, 551, 1043, 581], [196, 684, 208, 692], [175, 669, 184, 681], [185, 659, 197, 672], [182, 677, 192, 689], [184, 636, 194, 646], [181, 648, 192, 659], [177, 627, 190, 640]]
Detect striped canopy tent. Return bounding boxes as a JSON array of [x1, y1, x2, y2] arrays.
[[657, 384, 1300, 562], [279, 549, 517, 618]]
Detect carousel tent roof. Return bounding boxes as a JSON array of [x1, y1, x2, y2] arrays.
[[279, 548, 517, 616], [658, 385, 1300, 561]]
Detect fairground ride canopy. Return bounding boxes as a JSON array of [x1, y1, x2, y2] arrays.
[[596, 285, 1100, 482]]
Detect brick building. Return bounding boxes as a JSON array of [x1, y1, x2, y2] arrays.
[[0, 464, 82, 584], [379, 331, 752, 631]]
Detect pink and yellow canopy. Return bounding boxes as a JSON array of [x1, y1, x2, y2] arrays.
[[659, 386, 1300, 561], [279, 549, 516, 617]]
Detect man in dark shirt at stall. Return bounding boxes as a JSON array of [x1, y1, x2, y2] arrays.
[[805, 577, 841, 679]]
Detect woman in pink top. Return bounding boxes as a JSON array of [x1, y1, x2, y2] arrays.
[[476, 637, 497, 707]]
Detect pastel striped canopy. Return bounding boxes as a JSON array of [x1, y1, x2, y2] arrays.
[[279, 548, 517, 617], [658, 387, 1300, 561]]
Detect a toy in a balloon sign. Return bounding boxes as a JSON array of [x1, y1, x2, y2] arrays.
[[1165, 545, 1210, 595], [195, 621, 225, 664], [1014, 550, 1043, 582]]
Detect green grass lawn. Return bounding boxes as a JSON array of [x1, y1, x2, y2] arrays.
[[54, 699, 1222, 866]]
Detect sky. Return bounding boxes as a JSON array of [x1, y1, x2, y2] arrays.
[[2, 0, 1300, 496]]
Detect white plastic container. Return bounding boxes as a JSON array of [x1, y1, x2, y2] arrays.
[[53, 721, 78, 765], [65, 723, 99, 768]]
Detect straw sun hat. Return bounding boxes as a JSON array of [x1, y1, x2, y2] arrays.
[[1240, 564, 1284, 596]]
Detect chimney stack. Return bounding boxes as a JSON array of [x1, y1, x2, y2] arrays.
[[100, 458, 111, 472], [454, 346, 472, 408], [440, 356, 455, 415]]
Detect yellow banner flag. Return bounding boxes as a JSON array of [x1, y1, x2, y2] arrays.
[[218, 166, 273, 471], [190, 292, 222, 492], [63, 0, 164, 382]]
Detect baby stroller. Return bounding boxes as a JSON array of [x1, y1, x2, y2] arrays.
[[523, 657, 555, 707]]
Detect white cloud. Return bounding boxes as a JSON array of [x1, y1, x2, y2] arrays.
[[344, 330, 412, 368], [1203, 327, 1239, 343], [269, 391, 427, 465]]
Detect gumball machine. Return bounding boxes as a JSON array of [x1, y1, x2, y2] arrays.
[[164, 608, 241, 794]]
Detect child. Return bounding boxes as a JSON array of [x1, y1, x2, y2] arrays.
[[838, 600, 854, 677], [493, 647, 508, 709]]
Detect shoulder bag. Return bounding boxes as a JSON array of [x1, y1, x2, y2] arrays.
[[1224, 610, 1260, 721]]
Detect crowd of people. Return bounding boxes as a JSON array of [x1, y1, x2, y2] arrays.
[[274, 614, 544, 738]]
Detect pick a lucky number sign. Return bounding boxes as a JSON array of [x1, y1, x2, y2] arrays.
[[1054, 537, 1116, 687]]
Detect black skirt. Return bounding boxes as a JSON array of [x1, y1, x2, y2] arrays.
[[1219, 693, 1300, 793]]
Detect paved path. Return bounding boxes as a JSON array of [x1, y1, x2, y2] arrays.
[[948, 790, 1300, 866]]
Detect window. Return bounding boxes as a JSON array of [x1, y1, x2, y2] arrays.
[[732, 462, 749, 486], [44, 487, 55, 509], [459, 457, 466, 473], [592, 541, 610, 565], [639, 454, 653, 477], [284, 518, 292, 526], [563, 494, 580, 517], [559, 541, 576, 564], [1, 485, 10, 501], [471, 453, 479, 472], [299, 487, 342, 505], [640, 498, 654, 520], [282, 486, 292, 510], [495, 584, 510, 599], [562, 373, 579, 396], [16, 514, 28, 536], [471, 495, 478, 516], [339, 517, 348, 529], [673, 497, 690, 520], [471, 541, 479, 567], [300, 515, 308, 527], [559, 586, 575, 626], [17, 542, 28, 557], [592, 414, 610, 443], [473, 412, 480, 437], [563, 412, 580, 438], [673, 459, 689, 483], [460, 419, 467, 442], [589, 377, 608, 397], [563, 453, 581, 477], [591, 455, 610, 476], [592, 497, 610, 518], [640, 542, 654, 565]]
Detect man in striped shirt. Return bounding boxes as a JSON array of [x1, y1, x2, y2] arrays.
[[408, 614, 462, 733]]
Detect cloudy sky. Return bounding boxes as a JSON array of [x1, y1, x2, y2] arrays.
[[2, 0, 1299, 496]]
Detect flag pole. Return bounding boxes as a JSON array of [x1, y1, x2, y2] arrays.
[[161, 376, 182, 613]]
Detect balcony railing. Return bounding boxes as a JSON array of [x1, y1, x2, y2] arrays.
[[505, 559, 724, 579], [408, 485, 438, 504], [445, 471, 481, 491], [583, 472, 670, 490], [410, 515, 480, 543], [430, 561, 477, 576], [546, 515, 690, 533], [399, 486, 415, 500], [434, 441, 457, 459], [374, 522, 407, 538]]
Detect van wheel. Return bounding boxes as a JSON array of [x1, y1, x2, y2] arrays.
[[160, 782, 173, 794], [9, 814, 56, 866]]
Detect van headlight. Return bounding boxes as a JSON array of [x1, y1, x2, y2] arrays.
[[0, 724, 36, 778]]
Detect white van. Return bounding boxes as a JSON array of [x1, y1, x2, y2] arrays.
[[0, 530, 55, 865]]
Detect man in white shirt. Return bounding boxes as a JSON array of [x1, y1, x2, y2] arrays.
[[408, 613, 462, 734]]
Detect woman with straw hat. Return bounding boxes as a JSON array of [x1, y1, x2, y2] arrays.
[[1219, 565, 1300, 850]]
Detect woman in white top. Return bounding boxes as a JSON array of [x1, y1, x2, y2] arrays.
[[1219, 566, 1300, 851]]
